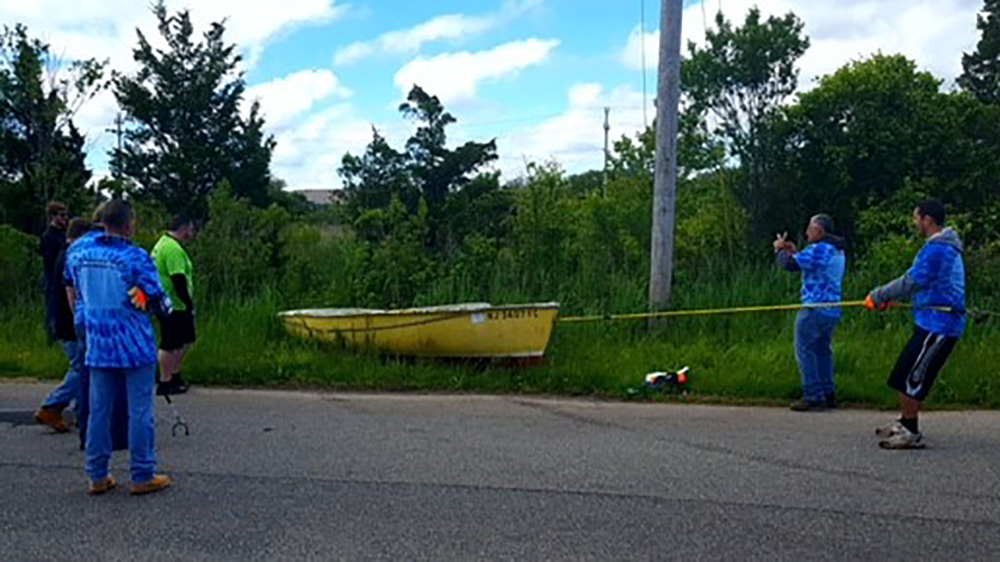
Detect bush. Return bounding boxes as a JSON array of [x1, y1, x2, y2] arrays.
[[279, 223, 365, 308], [191, 181, 289, 304], [0, 225, 40, 308]]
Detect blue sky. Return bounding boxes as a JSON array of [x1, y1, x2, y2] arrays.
[[0, 0, 984, 190]]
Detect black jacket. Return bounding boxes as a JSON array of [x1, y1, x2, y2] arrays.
[[51, 247, 76, 342], [41, 225, 67, 339]]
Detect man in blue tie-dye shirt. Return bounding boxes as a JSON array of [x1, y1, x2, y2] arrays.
[[775, 214, 847, 412], [65, 199, 174, 496], [867, 199, 965, 450]]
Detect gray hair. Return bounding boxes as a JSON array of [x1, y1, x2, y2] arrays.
[[810, 214, 834, 234]]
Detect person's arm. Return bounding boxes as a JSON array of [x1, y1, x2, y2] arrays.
[[776, 249, 801, 272], [870, 274, 917, 304], [66, 287, 77, 317], [63, 251, 76, 316], [773, 233, 800, 272], [131, 251, 172, 320], [870, 248, 927, 305], [171, 274, 193, 312]]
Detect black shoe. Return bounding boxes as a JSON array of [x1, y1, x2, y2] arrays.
[[173, 373, 189, 393], [824, 394, 837, 409], [157, 374, 189, 396], [790, 400, 827, 412]]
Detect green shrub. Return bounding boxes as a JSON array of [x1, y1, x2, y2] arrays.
[[0, 225, 40, 308]]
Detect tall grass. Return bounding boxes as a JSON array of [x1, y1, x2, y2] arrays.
[[5, 267, 997, 408]]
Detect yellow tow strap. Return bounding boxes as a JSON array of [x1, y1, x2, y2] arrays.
[[558, 301, 963, 324]]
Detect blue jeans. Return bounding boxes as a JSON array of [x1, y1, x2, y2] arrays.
[[795, 309, 840, 403], [41, 340, 84, 410], [85, 363, 157, 484], [75, 324, 130, 452]]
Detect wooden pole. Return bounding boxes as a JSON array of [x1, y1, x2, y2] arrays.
[[648, 0, 683, 312]]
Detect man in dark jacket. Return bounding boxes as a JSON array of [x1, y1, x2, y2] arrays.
[[41, 202, 69, 341], [34, 216, 89, 432], [774, 214, 847, 412], [867, 199, 965, 450]]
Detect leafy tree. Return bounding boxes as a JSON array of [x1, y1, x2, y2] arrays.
[[774, 54, 1000, 248], [340, 128, 416, 219], [683, 8, 809, 236], [960, 0, 1000, 105], [0, 25, 104, 233], [566, 169, 603, 196], [609, 110, 721, 183], [398, 86, 499, 251], [341, 86, 500, 254], [112, 1, 274, 219], [510, 161, 575, 297]]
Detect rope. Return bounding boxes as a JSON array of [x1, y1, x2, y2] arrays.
[[558, 301, 992, 324]]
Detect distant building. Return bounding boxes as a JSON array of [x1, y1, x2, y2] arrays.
[[296, 189, 346, 206]]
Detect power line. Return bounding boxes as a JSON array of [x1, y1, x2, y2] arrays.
[[640, 0, 648, 128]]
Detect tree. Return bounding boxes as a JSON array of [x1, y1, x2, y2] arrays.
[[341, 85, 499, 253], [772, 54, 1000, 248], [682, 8, 809, 237], [609, 110, 721, 182], [399, 86, 498, 251], [340, 128, 416, 219], [0, 25, 104, 233], [112, 2, 274, 219], [960, 0, 1000, 105]]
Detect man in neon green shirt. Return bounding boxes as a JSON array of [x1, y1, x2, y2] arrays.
[[151, 216, 197, 395]]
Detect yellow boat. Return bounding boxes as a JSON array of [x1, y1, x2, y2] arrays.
[[278, 302, 560, 359]]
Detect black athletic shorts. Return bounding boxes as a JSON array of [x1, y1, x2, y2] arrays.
[[888, 327, 958, 401], [160, 310, 196, 351]]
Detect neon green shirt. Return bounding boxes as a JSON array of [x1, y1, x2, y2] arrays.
[[151, 234, 194, 312]]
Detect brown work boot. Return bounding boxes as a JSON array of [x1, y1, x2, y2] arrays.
[[130, 474, 172, 496], [34, 408, 68, 433], [88, 476, 117, 496]]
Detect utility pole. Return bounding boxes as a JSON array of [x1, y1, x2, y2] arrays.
[[602, 106, 610, 197], [115, 113, 123, 155], [106, 112, 124, 178], [648, 0, 683, 312]]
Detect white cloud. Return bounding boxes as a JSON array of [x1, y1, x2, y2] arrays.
[[496, 83, 653, 181], [394, 38, 559, 104], [620, 0, 982, 90], [0, 0, 345, 181], [336, 13, 496, 65], [270, 105, 414, 190], [244, 70, 352, 130], [0, 1, 345, 70], [335, 0, 541, 65]]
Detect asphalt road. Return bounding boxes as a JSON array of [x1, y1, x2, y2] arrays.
[[2, 381, 1000, 560]]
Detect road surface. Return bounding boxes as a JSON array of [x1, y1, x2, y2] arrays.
[[2, 381, 999, 560]]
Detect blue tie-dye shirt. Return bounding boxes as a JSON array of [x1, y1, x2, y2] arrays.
[[65, 233, 166, 369], [872, 228, 966, 338], [63, 228, 103, 327], [778, 239, 846, 318], [908, 231, 966, 337]]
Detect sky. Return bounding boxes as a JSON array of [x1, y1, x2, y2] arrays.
[[0, 0, 986, 191]]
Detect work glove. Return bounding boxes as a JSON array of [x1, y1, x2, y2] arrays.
[[128, 287, 149, 311], [864, 294, 890, 311]]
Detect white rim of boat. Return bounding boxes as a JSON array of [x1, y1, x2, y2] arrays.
[[278, 302, 560, 319]]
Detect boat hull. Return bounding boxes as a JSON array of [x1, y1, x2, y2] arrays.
[[278, 303, 559, 358]]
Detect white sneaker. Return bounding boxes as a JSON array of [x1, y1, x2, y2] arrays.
[[879, 426, 925, 449], [875, 420, 904, 437]]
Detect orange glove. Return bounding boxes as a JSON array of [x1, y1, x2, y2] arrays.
[[864, 294, 889, 311], [129, 287, 149, 311]]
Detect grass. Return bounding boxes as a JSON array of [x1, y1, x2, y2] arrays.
[[4, 271, 999, 409]]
